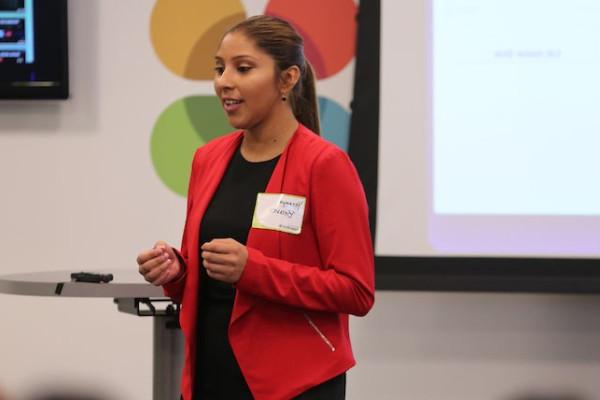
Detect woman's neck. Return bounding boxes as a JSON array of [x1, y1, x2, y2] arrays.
[[241, 108, 298, 162]]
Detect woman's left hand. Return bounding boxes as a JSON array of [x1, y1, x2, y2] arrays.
[[201, 238, 248, 284]]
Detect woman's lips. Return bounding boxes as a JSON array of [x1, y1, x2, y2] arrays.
[[223, 99, 243, 113]]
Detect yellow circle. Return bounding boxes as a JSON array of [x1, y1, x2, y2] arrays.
[[150, 0, 246, 80]]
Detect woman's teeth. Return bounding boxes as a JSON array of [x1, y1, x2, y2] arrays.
[[224, 99, 243, 112]]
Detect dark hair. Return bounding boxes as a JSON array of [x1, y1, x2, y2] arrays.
[[224, 15, 321, 135]]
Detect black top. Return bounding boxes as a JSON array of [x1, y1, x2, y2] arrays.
[[194, 146, 279, 399]]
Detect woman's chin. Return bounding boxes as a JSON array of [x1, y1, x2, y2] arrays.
[[227, 118, 248, 130]]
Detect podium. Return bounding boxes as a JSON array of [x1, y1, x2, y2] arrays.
[[0, 270, 183, 400]]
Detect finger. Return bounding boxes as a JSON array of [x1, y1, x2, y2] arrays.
[[163, 246, 181, 264], [153, 240, 170, 250], [152, 263, 179, 286], [201, 250, 234, 266], [205, 268, 230, 283], [201, 239, 236, 254], [139, 250, 170, 275], [203, 259, 234, 275], [136, 248, 163, 265], [139, 254, 165, 276], [209, 238, 236, 245], [145, 257, 172, 282], [152, 244, 181, 269]]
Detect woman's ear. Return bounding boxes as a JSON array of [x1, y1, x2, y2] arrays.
[[279, 65, 301, 95]]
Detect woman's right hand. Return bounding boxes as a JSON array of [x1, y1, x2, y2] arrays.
[[136, 241, 183, 286]]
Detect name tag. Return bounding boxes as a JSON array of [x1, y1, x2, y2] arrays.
[[252, 193, 306, 235]]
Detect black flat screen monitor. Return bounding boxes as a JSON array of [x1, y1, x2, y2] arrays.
[[0, 0, 68, 99]]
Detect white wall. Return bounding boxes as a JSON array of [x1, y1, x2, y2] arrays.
[[1, 1, 600, 400], [349, 292, 600, 400]]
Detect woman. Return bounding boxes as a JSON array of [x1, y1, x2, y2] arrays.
[[137, 15, 375, 400]]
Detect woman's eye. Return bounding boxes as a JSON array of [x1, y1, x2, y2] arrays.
[[214, 66, 224, 75], [237, 66, 252, 73]]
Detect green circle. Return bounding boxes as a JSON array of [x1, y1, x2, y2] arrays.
[[151, 95, 232, 196]]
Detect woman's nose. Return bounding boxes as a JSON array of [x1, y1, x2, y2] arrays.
[[215, 68, 234, 91]]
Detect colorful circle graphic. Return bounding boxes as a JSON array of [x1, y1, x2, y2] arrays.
[[265, 0, 357, 79], [151, 96, 232, 196], [150, 0, 246, 80], [149, 1, 356, 196]]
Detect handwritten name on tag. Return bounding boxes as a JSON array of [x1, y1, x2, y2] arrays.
[[252, 193, 306, 235]]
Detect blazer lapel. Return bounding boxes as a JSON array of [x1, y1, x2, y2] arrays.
[[187, 133, 243, 286]]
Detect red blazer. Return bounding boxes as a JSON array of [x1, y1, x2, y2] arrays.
[[164, 124, 375, 400]]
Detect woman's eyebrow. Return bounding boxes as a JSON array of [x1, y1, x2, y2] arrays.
[[214, 55, 257, 62]]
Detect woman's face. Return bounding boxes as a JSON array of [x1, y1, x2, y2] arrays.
[[214, 31, 282, 130]]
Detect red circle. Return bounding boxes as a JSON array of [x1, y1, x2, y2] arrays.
[[265, 0, 357, 79]]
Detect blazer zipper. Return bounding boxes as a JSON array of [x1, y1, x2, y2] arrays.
[[303, 313, 336, 352]]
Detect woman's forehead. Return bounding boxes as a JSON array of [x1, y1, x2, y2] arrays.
[[216, 31, 267, 61]]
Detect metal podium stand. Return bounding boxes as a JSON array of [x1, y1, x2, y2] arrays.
[[0, 270, 184, 400]]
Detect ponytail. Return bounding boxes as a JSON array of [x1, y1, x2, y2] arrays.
[[290, 59, 320, 135]]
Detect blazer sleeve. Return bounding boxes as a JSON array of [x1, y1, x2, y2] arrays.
[[235, 147, 375, 316], [162, 148, 201, 303]]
